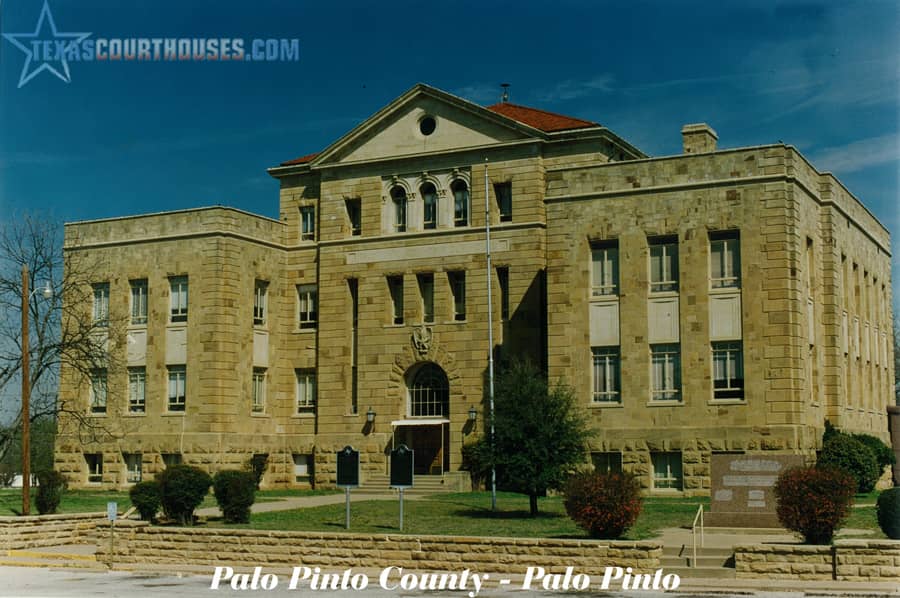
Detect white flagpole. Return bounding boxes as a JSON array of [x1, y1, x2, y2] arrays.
[[484, 158, 497, 512]]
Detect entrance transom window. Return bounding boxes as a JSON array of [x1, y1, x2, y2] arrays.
[[408, 363, 449, 417]]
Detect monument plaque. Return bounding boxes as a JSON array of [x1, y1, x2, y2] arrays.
[[390, 444, 414, 488], [336, 446, 360, 488], [706, 453, 804, 528]]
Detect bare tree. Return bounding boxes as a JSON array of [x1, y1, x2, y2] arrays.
[[0, 213, 125, 466]]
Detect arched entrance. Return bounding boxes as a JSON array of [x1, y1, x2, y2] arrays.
[[392, 363, 450, 475]]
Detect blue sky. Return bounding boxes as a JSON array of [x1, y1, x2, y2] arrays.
[[1, 0, 898, 304]]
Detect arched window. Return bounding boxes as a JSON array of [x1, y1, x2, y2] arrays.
[[391, 186, 407, 233], [408, 363, 449, 417], [421, 182, 437, 230], [451, 180, 468, 227]]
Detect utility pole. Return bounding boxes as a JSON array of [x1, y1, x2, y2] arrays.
[[484, 159, 497, 512]]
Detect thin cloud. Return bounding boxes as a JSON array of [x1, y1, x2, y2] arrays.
[[453, 83, 503, 105], [532, 75, 615, 103], [810, 134, 900, 174]]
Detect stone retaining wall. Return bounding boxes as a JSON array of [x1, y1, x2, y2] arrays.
[[93, 523, 662, 575], [0, 512, 106, 550], [735, 540, 900, 582]]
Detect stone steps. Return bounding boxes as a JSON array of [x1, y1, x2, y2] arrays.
[[659, 565, 736, 579], [359, 474, 454, 494], [661, 545, 735, 577]]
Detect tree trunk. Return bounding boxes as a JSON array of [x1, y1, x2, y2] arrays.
[[529, 493, 539, 517]]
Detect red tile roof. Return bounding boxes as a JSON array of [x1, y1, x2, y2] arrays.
[[485, 102, 598, 132], [280, 152, 319, 166]]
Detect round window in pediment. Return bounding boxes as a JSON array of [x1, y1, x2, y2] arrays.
[[419, 115, 437, 136]]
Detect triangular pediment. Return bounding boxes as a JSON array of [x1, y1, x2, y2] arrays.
[[310, 84, 545, 166]]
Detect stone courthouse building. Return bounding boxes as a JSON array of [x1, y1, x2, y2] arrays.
[[55, 84, 894, 495]]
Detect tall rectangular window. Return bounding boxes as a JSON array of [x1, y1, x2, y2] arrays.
[[449, 271, 466, 321], [169, 276, 188, 323], [123, 453, 142, 483], [297, 284, 317, 329], [712, 341, 744, 399], [253, 280, 268, 326], [391, 187, 407, 233], [649, 238, 679, 293], [300, 205, 316, 241], [494, 182, 512, 222], [90, 368, 108, 413], [651, 452, 683, 490], [592, 452, 623, 474], [252, 368, 266, 413], [92, 283, 109, 326], [295, 369, 316, 414], [418, 273, 434, 323], [497, 267, 510, 321], [167, 365, 186, 412], [591, 347, 620, 402], [452, 180, 469, 226], [130, 279, 148, 325], [346, 198, 361, 236], [651, 344, 681, 401], [388, 275, 404, 325], [85, 454, 103, 484], [162, 453, 182, 468], [421, 183, 438, 229], [591, 243, 619, 296], [128, 367, 146, 413], [710, 233, 741, 288]]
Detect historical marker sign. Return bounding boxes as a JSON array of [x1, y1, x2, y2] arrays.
[[390, 444, 414, 488], [336, 446, 360, 488], [706, 453, 804, 527]]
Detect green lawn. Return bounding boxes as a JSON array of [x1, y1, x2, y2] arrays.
[[214, 492, 711, 540]]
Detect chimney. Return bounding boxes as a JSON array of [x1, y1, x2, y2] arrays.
[[681, 123, 718, 154]]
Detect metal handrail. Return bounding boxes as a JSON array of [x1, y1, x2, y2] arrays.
[[691, 504, 704, 568]]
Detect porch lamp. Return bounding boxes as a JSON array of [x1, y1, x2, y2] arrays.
[[468, 406, 477, 423], [366, 406, 376, 423], [20, 265, 52, 516]]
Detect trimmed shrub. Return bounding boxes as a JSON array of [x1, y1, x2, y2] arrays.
[[129, 480, 162, 522], [775, 466, 855, 544], [35, 470, 67, 515], [213, 469, 257, 524], [876, 487, 900, 539], [822, 420, 840, 443], [157, 464, 212, 525], [851, 433, 896, 471], [817, 434, 880, 493], [247, 454, 268, 490], [563, 471, 642, 539]]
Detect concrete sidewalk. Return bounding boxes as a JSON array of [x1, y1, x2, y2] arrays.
[[194, 490, 418, 518]]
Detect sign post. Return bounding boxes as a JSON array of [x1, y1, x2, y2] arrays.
[[336, 446, 360, 530], [389, 444, 414, 531], [106, 501, 117, 567]]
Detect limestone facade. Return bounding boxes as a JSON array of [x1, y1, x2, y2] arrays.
[[54, 84, 893, 495]]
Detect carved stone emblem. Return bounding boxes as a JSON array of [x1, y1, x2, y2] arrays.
[[412, 325, 433, 355]]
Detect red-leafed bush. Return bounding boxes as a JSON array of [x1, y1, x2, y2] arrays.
[[563, 471, 642, 539], [774, 466, 855, 544]]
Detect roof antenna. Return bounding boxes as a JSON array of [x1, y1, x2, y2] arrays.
[[500, 83, 510, 103]]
